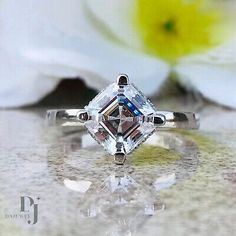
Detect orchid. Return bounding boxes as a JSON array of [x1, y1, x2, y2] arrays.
[[0, 0, 235, 108]]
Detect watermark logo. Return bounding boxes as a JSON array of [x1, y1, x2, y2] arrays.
[[20, 196, 39, 225], [5, 196, 39, 225]]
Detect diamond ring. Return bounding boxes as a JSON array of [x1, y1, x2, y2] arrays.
[[46, 74, 199, 164]]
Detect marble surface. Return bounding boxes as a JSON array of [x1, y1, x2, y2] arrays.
[[0, 103, 236, 236]]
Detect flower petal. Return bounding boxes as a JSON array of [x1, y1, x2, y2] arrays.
[[175, 63, 236, 108], [0, 0, 169, 107], [0, 50, 58, 108], [25, 45, 170, 95], [175, 38, 236, 108], [178, 39, 236, 66], [85, 0, 142, 49]]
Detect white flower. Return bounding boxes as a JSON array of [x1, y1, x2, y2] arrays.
[[0, 0, 235, 108]]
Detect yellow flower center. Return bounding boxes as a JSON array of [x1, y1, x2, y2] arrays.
[[134, 0, 227, 63]]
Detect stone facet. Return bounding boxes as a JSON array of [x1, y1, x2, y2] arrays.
[[85, 82, 156, 156]]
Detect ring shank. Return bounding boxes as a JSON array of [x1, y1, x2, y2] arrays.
[[156, 111, 199, 129], [46, 109, 85, 127], [46, 109, 199, 130]]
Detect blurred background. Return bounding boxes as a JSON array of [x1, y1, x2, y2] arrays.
[[0, 0, 236, 109]]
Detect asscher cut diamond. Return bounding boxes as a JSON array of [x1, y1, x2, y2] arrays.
[[85, 81, 157, 156]]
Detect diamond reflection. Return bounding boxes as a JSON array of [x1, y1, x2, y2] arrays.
[[47, 131, 198, 236], [154, 173, 176, 191], [63, 179, 92, 193]]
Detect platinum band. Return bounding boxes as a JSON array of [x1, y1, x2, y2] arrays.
[[46, 109, 199, 130], [46, 74, 200, 164]]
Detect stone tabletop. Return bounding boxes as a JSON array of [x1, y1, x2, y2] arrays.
[[0, 103, 236, 236]]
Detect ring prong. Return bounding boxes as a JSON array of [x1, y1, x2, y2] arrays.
[[117, 74, 129, 86], [114, 153, 126, 165], [77, 110, 89, 122], [153, 114, 166, 127]]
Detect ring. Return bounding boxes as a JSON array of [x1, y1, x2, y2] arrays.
[[46, 74, 199, 164]]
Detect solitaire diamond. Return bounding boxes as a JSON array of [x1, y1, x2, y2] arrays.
[[46, 74, 199, 164], [85, 75, 157, 159]]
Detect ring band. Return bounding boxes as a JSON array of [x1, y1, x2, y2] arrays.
[[46, 109, 199, 129], [46, 74, 199, 164]]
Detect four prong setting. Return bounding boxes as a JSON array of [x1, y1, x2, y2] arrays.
[[117, 74, 129, 86], [84, 74, 161, 163], [46, 74, 199, 164]]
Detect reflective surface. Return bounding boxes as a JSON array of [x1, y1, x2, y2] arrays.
[[0, 107, 236, 236]]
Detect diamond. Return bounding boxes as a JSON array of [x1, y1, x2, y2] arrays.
[[85, 79, 157, 156]]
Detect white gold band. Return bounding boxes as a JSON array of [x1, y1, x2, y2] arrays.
[[46, 109, 199, 130]]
